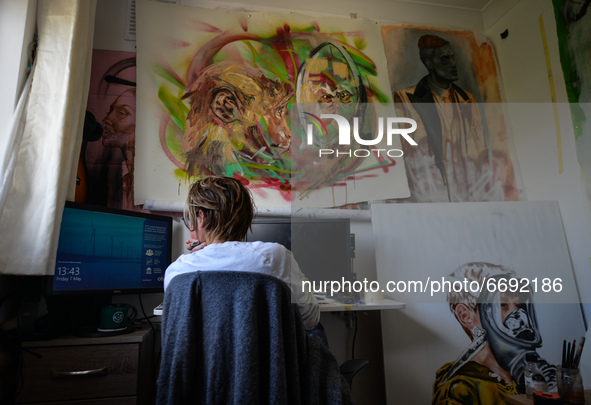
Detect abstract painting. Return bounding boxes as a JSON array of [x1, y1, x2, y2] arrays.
[[372, 201, 585, 404], [381, 25, 522, 203], [135, 0, 409, 208]]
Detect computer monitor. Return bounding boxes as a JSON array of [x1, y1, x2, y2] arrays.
[[247, 218, 353, 285], [47, 201, 173, 296]]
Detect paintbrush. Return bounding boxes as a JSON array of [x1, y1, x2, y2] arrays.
[[574, 336, 586, 369], [571, 339, 577, 368]]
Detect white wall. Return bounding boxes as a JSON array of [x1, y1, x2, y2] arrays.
[[94, 0, 488, 50], [181, 0, 485, 30], [485, 0, 591, 387], [93, 0, 136, 52], [487, 0, 591, 316]]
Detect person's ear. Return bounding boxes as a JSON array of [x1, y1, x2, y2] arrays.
[[455, 303, 477, 330], [197, 210, 206, 229], [210, 88, 242, 123], [424, 58, 435, 71]]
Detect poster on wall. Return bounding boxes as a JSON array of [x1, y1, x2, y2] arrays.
[[371, 201, 585, 404], [552, 0, 591, 235], [135, 0, 410, 208], [381, 25, 523, 203], [75, 49, 140, 211]]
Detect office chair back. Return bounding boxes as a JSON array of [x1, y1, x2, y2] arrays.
[[157, 271, 353, 405]]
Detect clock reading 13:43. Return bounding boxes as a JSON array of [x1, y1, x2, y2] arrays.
[[56, 266, 80, 276]]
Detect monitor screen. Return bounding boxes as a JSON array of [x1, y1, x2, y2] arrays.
[[48, 201, 173, 295], [247, 218, 352, 284]]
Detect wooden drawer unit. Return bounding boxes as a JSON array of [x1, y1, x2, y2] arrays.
[[18, 327, 154, 404]]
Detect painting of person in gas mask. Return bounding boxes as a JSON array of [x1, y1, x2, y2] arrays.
[[432, 262, 555, 405]]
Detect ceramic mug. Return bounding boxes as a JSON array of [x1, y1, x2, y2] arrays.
[[99, 304, 137, 330]]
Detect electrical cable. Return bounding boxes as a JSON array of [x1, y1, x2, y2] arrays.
[[138, 294, 159, 382], [137, 293, 155, 332], [351, 312, 358, 359]]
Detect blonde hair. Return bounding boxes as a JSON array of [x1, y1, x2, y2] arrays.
[[447, 262, 516, 338], [448, 262, 516, 308], [184, 176, 255, 242]]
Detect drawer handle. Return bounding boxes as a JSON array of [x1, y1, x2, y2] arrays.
[[51, 367, 109, 378]]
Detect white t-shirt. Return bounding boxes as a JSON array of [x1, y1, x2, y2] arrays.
[[164, 241, 320, 329]]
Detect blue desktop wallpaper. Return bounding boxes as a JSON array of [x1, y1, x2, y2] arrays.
[[53, 207, 170, 292]]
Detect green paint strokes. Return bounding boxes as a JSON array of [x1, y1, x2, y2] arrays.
[[158, 86, 188, 132], [282, 47, 307, 60], [552, 0, 579, 103], [347, 49, 377, 76], [368, 78, 391, 103], [289, 25, 319, 33], [243, 40, 290, 83], [154, 63, 185, 90], [174, 168, 186, 180], [243, 163, 292, 174], [552, 0, 587, 139], [353, 37, 367, 51], [309, 119, 325, 135], [165, 124, 184, 163], [334, 33, 348, 45], [230, 138, 245, 151]]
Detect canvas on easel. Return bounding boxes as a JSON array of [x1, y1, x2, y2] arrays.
[[371, 201, 585, 404]]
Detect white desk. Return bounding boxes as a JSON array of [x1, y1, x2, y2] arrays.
[[154, 298, 405, 316], [319, 298, 405, 312]]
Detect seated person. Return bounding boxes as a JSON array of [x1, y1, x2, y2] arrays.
[[164, 176, 320, 330]]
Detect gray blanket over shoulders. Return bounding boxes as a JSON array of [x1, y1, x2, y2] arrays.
[[157, 271, 354, 405]]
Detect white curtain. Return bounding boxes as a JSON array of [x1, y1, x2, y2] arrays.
[[0, 0, 96, 275]]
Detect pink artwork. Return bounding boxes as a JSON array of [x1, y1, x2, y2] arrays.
[[77, 49, 139, 211]]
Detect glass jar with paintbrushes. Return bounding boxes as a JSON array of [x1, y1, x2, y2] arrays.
[[557, 337, 586, 404]]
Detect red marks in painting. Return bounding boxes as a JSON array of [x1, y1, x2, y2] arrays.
[[274, 24, 296, 81], [163, 39, 192, 49], [240, 175, 293, 201], [189, 19, 222, 33], [238, 15, 248, 32]]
